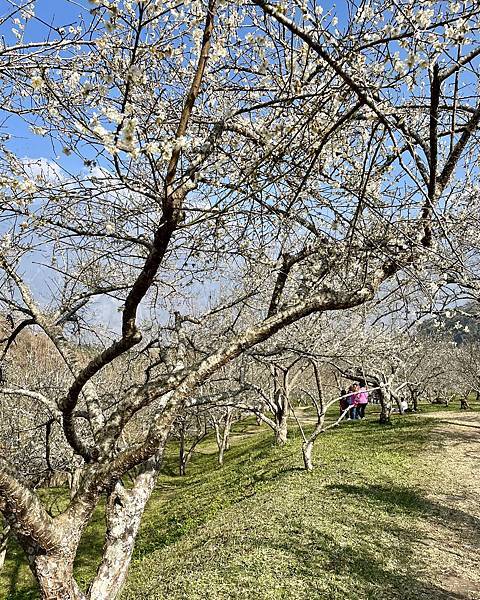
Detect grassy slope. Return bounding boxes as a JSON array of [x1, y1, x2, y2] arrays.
[[122, 415, 443, 600], [1, 404, 478, 599]]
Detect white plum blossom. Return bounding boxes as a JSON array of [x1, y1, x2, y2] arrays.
[[128, 65, 145, 84], [30, 125, 47, 136], [144, 142, 160, 155], [414, 8, 434, 29], [18, 179, 36, 193], [102, 106, 123, 125], [0, 233, 12, 250], [91, 118, 110, 140], [119, 118, 138, 152], [30, 75, 44, 90]]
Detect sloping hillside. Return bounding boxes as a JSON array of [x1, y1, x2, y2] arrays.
[[121, 411, 479, 600], [417, 304, 480, 345], [2, 409, 479, 600]]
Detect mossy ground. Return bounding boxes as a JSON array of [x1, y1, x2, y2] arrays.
[[1, 401, 479, 599]]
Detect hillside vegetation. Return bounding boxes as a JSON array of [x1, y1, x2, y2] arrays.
[[2, 405, 479, 599]]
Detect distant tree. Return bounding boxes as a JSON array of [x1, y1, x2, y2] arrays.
[[174, 407, 209, 476], [210, 406, 236, 466]]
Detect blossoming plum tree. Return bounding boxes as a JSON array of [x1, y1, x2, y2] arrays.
[[1, 0, 480, 597]]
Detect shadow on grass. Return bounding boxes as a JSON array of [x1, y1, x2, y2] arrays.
[[178, 490, 472, 600], [129, 415, 477, 599], [185, 481, 476, 599], [292, 530, 470, 600], [328, 417, 434, 454], [133, 434, 284, 558], [428, 423, 480, 446], [327, 483, 433, 514], [327, 482, 480, 551], [0, 538, 37, 600]]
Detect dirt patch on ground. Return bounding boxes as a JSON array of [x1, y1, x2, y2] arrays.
[[414, 411, 480, 599]]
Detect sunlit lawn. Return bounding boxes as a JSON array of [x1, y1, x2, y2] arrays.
[[1, 400, 478, 599]]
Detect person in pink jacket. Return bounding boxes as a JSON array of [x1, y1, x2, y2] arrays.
[[356, 379, 369, 419]]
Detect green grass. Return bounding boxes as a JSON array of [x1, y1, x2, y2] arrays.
[[122, 415, 443, 600], [1, 402, 478, 599]]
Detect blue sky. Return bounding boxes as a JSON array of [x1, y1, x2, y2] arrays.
[[0, 0, 94, 162], [1, 0, 91, 36]]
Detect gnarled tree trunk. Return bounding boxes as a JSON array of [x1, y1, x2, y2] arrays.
[[302, 440, 315, 472], [16, 520, 87, 600], [0, 520, 9, 570], [379, 388, 392, 424], [460, 393, 470, 410], [88, 468, 157, 600], [214, 407, 234, 466], [274, 411, 288, 445], [30, 551, 85, 600]]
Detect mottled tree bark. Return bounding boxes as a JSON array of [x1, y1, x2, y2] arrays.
[[0, 520, 9, 570], [15, 518, 88, 600], [271, 365, 289, 446], [302, 440, 315, 472], [214, 407, 234, 466], [379, 388, 392, 424], [274, 412, 288, 446], [30, 551, 86, 600], [88, 469, 157, 600]]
